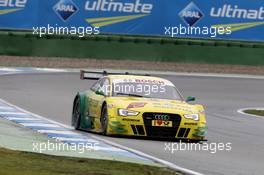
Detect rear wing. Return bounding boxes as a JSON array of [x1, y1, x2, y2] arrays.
[[80, 70, 150, 80]]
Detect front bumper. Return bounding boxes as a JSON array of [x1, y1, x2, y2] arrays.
[[108, 113, 207, 140]]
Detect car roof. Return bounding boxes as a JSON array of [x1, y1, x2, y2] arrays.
[[106, 75, 174, 86]]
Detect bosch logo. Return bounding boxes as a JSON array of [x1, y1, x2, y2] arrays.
[[53, 0, 79, 21], [179, 2, 204, 26], [154, 114, 170, 121]]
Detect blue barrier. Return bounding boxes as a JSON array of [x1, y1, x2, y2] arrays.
[[0, 0, 263, 41]]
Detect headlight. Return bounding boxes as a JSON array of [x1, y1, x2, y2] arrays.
[[183, 114, 199, 121], [118, 109, 139, 116]]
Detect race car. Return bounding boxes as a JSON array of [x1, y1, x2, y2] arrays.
[[72, 70, 207, 141]]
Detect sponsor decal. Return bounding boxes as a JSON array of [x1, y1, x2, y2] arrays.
[[135, 79, 165, 85], [53, 0, 79, 22], [152, 120, 172, 127], [84, 0, 153, 27], [0, 0, 27, 15], [210, 4, 264, 20], [210, 5, 264, 32], [123, 79, 133, 83], [127, 102, 146, 108], [122, 118, 140, 122], [152, 103, 193, 113], [113, 78, 169, 85], [184, 122, 197, 126], [179, 2, 204, 26], [107, 104, 114, 109], [84, 0, 152, 14]]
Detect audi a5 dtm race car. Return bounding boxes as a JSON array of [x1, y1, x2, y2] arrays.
[[72, 70, 207, 141]]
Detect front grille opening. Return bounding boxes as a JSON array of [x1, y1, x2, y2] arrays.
[[131, 125, 138, 135], [143, 113, 181, 138], [178, 128, 191, 138], [136, 125, 145, 135], [184, 128, 190, 138], [131, 125, 145, 135], [177, 128, 186, 137]]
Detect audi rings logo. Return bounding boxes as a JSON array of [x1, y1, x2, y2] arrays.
[[154, 114, 170, 120]]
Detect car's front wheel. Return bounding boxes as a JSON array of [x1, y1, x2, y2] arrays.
[[72, 97, 81, 130], [101, 104, 108, 135]]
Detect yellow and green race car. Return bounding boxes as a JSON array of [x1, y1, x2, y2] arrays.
[[72, 70, 207, 141]]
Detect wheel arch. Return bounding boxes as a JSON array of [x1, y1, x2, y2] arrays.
[[71, 92, 86, 126], [100, 101, 107, 118]]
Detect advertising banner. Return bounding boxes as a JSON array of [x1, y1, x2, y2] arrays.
[[0, 0, 263, 41]]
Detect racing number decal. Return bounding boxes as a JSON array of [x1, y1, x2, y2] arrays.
[[152, 120, 172, 127]]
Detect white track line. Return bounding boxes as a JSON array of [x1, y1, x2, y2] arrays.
[[0, 98, 203, 175], [94, 146, 127, 152], [37, 130, 80, 135], [7, 117, 41, 121], [0, 106, 14, 110], [20, 123, 61, 127], [237, 108, 264, 118], [0, 112, 28, 115], [55, 137, 98, 142], [0, 68, 22, 72], [34, 68, 67, 72]]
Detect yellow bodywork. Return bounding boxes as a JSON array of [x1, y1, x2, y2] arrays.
[[78, 75, 207, 141]]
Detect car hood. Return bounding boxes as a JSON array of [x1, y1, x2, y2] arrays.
[[107, 97, 202, 114]]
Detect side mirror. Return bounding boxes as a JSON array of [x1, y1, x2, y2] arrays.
[[186, 96, 196, 102], [95, 90, 105, 96]]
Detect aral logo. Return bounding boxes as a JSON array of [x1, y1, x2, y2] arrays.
[[179, 2, 204, 26], [53, 0, 78, 21]]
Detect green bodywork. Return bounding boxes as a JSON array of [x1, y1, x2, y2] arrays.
[[109, 121, 128, 134], [77, 92, 92, 130], [77, 93, 85, 129], [193, 126, 208, 137], [76, 91, 104, 132]]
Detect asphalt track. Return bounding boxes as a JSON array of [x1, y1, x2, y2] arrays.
[[0, 72, 264, 175]]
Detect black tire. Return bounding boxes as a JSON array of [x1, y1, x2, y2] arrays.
[[101, 104, 108, 135], [72, 97, 81, 130]]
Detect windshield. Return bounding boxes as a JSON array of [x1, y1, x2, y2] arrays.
[[112, 82, 183, 101]]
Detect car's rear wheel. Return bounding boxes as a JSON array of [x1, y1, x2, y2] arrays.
[[101, 104, 108, 135], [72, 97, 81, 130]]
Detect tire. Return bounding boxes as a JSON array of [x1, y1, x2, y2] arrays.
[[100, 104, 108, 135], [72, 97, 81, 130]]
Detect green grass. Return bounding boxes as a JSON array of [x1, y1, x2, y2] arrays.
[[0, 148, 179, 175], [244, 109, 264, 116]]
